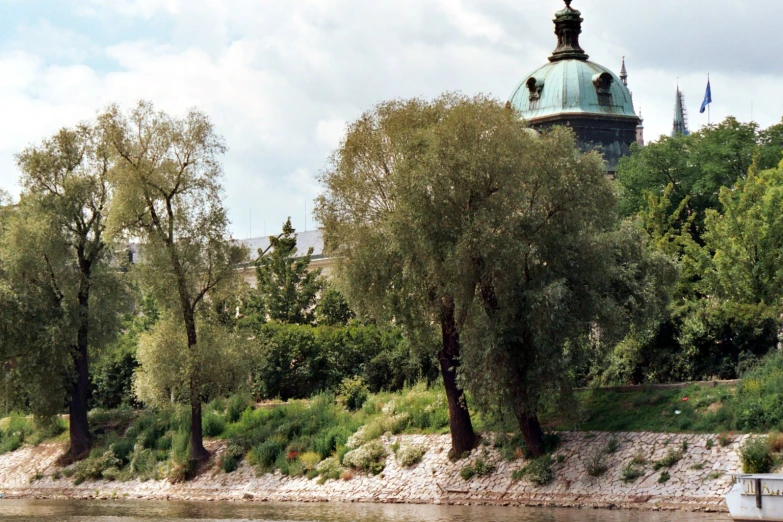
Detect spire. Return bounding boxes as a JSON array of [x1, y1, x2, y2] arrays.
[[672, 85, 690, 137], [549, 0, 589, 62], [619, 55, 628, 86]]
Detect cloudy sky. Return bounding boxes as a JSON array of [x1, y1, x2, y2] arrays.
[[1, 0, 780, 238]]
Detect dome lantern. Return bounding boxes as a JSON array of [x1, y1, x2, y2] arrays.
[[550, 0, 589, 62]]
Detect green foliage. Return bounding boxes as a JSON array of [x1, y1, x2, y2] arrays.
[[622, 461, 645, 483], [460, 455, 496, 481], [220, 443, 244, 473], [585, 450, 608, 477], [658, 471, 670, 483], [249, 322, 432, 400], [71, 449, 121, 485], [653, 449, 683, 470], [742, 437, 774, 473], [246, 218, 322, 326], [342, 440, 387, 474], [606, 436, 619, 454], [513, 455, 554, 485], [395, 444, 425, 467], [337, 377, 369, 411], [226, 393, 251, 424], [202, 412, 226, 438], [315, 283, 355, 326]]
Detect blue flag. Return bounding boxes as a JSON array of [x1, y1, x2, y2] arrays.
[[700, 79, 712, 113]]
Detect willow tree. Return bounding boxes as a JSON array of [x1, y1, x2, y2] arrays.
[[3, 125, 126, 458], [318, 94, 676, 456], [316, 95, 501, 455], [100, 102, 246, 461]]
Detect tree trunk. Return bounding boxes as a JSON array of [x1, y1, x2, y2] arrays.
[[438, 301, 476, 457], [516, 411, 545, 458], [183, 307, 208, 462], [69, 281, 92, 459]]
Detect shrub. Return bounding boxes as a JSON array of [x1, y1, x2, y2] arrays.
[[512, 455, 553, 486], [226, 394, 251, 423], [606, 436, 619, 454], [706, 438, 714, 450], [203, 413, 226, 438], [653, 449, 683, 470], [342, 440, 387, 474], [460, 465, 475, 480], [314, 456, 342, 483], [769, 432, 783, 453], [337, 377, 369, 412], [221, 444, 245, 473], [622, 461, 645, 482], [742, 437, 774, 473], [658, 471, 670, 483], [299, 451, 322, 471], [72, 450, 121, 485], [395, 444, 425, 467], [248, 439, 283, 469], [167, 430, 194, 483], [110, 439, 135, 465], [585, 450, 608, 477]]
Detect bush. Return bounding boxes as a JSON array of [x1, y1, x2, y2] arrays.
[[513, 455, 553, 486], [460, 455, 496, 481], [658, 470, 670, 483], [313, 456, 343, 483], [622, 461, 645, 483], [248, 439, 283, 469], [337, 377, 369, 412], [342, 440, 387, 474], [606, 436, 619, 454], [654, 448, 683, 470], [395, 444, 425, 467], [585, 450, 608, 477], [226, 394, 251, 423], [299, 451, 322, 471], [249, 323, 434, 400], [71, 449, 121, 484], [221, 444, 245, 473], [203, 413, 226, 438], [742, 437, 774, 473]]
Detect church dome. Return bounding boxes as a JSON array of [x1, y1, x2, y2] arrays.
[[509, 60, 637, 122], [508, 0, 637, 123]]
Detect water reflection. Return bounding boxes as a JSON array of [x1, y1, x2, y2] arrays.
[[0, 499, 732, 521]]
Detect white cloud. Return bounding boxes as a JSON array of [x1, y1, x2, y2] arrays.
[[0, 0, 781, 235]]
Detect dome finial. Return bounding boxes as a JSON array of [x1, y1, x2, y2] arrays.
[[550, 0, 589, 62]]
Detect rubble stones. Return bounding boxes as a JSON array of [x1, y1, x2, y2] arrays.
[[0, 432, 745, 513]]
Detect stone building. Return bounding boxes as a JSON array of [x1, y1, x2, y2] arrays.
[[508, 0, 642, 173]]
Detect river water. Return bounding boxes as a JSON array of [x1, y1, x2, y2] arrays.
[[0, 500, 732, 521]]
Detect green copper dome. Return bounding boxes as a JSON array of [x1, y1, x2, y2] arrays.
[[509, 60, 637, 122], [509, 0, 638, 123]]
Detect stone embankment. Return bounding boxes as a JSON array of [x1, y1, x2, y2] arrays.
[[0, 431, 745, 512]]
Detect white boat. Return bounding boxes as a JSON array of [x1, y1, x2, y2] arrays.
[[727, 474, 783, 521]]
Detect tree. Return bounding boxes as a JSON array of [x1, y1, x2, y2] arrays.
[[316, 95, 481, 455], [3, 125, 126, 457], [318, 95, 675, 456], [616, 117, 768, 242], [247, 218, 322, 325], [315, 281, 354, 326], [100, 101, 246, 461]]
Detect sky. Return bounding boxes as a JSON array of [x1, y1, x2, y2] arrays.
[[0, 0, 781, 238]]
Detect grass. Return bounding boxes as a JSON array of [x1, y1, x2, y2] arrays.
[[542, 383, 736, 433]]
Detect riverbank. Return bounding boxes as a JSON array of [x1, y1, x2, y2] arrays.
[[0, 431, 743, 513]]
